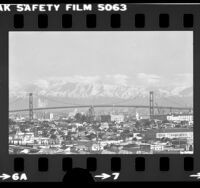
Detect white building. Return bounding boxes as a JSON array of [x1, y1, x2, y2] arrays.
[[9, 131, 35, 144], [167, 114, 193, 122], [150, 144, 164, 151], [156, 132, 193, 139], [136, 112, 140, 120], [111, 114, 124, 123], [91, 143, 104, 151], [50, 113, 54, 121], [100, 122, 109, 130], [133, 133, 142, 140]]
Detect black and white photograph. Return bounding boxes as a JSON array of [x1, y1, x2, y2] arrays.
[[9, 31, 193, 154]]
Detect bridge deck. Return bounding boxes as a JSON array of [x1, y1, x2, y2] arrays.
[[9, 104, 193, 113]]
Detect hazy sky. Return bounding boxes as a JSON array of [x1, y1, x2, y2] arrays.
[[9, 31, 193, 87]]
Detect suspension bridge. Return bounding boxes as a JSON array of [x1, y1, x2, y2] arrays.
[[9, 91, 193, 120]]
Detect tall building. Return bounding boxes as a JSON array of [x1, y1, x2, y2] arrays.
[[87, 106, 95, 122], [50, 113, 54, 121]]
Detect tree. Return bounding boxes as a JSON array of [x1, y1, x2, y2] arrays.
[[50, 134, 57, 140], [123, 129, 130, 134], [9, 118, 15, 125], [75, 113, 87, 123], [65, 135, 71, 141], [132, 137, 137, 141], [75, 113, 82, 122], [42, 130, 49, 137], [78, 126, 85, 132], [135, 121, 141, 129], [143, 119, 151, 128], [121, 132, 128, 141]]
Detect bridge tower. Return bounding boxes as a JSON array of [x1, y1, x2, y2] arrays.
[[149, 91, 154, 119], [29, 93, 33, 121]]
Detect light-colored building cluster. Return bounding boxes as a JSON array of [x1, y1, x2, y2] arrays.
[[167, 114, 193, 123]]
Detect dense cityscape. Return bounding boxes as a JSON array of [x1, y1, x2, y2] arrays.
[[9, 31, 193, 155], [9, 106, 193, 154]]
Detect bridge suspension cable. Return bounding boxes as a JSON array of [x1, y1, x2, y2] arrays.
[[106, 93, 146, 105], [34, 94, 86, 106]]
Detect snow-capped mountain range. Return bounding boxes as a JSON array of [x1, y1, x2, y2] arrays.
[[9, 75, 193, 109], [10, 81, 193, 99]]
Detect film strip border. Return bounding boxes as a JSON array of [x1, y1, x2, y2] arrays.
[[13, 156, 194, 172], [0, 4, 199, 182], [7, 155, 196, 182], [11, 13, 194, 29]]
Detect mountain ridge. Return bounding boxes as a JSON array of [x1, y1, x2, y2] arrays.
[[9, 79, 193, 109]]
